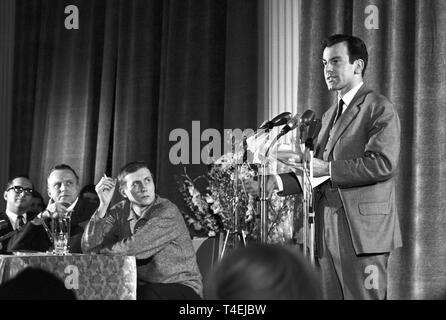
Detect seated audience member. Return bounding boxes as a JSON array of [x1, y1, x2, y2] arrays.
[[0, 175, 50, 253], [0, 267, 76, 300], [29, 190, 46, 215], [206, 243, 322, 300], [81, 161, 202, 300], [79, 184, 100, 205], [23, 164, 99, 253]]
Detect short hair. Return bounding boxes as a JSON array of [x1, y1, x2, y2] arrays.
[[206, 243, 322, 300], [46, 164, 79, 183], [117, 161, 152, 188], [5, 175, 33, 191], [321, 34, 368, 77]]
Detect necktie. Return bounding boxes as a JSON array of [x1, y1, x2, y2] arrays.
[[17, 215, 25, 228], [334, 99, 344, 124]]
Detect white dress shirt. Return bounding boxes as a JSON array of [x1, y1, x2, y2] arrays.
[[6, 210, 27, 230]]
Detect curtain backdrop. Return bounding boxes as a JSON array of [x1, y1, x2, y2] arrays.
[[10, 0, 258, 208], [0, 0, 15, 213], [297, 0, 446, 299], [8, 0, 446, 300]]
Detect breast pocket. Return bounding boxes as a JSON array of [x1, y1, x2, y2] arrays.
[[359, 202, 390, 215]]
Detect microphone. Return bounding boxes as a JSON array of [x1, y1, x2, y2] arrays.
[[305, 119, 322, 148], [300, 109, 316, 126], [279, 113, 301, 136], [300, 110, 317, 143], [258, 112, 292, 130]]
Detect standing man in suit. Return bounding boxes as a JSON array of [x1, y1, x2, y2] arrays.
[[276, 34, 401, 299]]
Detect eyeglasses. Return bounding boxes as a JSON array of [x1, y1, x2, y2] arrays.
[[6, 186, 33, 195]]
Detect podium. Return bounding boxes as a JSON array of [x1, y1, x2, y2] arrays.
[[248, 126, 325, 266]]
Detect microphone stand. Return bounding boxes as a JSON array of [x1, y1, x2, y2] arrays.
[[301, 136, 316, 266], [259, 131, 283, 243], [220, 135, 248, 260]]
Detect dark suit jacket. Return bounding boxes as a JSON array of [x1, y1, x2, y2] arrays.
[[280, 85, 402, 254], [68, 198, 99, 253], [3, 199, 98, 254], [0, 211, 50, 254]]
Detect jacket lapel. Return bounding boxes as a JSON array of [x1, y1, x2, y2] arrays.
[[316, 105, 337, 158], [324, 85, 373, 157]]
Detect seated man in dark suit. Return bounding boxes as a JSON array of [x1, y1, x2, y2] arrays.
[[38, 164, 99, 253], [0, 175, 50, 253], [15, 164, 99, 253]]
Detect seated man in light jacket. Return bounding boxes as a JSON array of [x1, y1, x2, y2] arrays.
[[81, 161, 202, 300]]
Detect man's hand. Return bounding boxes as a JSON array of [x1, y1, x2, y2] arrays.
[[95, 175, 117, 218], [313, 158, 330, 177], [42, 198, 70, 219], [242, 176, 277, 198], [276, 149, 303, 168]]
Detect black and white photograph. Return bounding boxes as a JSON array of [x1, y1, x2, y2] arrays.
[[0, 0, 445, 309]]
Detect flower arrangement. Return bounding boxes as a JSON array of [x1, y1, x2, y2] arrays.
[[178, 152, 302, 244]]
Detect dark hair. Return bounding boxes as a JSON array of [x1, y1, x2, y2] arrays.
[[206, 243, 322, 300], [5, 175, 33, 191], [31, 190, 45, 205], [46, 164, 79, 183], [321, 34, 368, 77], [0, 267, 76, 300], [117, 161, 152, 188]]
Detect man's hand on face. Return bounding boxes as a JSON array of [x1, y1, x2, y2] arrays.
[[41, 199, 70, 219], [95, 175, 117, 210]]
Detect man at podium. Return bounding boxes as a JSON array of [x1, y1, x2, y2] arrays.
[[268, 34, 401, 300]]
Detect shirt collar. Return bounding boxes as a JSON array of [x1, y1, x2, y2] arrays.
[[338, 82, 364, 107], [67, 197, 79, 212], [127, 195, 159, 221], [5, 210, 27, 229]]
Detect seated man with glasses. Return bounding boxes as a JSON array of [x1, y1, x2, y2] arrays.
[[0, 175, 51, 253]]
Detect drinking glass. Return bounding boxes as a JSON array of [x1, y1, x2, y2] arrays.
[[51, 212, 71, 255]]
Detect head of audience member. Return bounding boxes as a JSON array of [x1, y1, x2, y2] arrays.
[[29, 190, 46, 215], [79, 184, 99, 204], [3, 175, 34, 216], [0, 267, 76, 300], [206, 243, 322, 300], [321, 34, 368, 95], [46, 164, 80, 206], [118, 161, 156, 209]]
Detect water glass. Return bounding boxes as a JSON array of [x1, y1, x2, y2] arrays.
[[51, 214, 71, 255]]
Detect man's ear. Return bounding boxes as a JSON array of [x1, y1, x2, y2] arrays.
[[354, 59, 364, 75], [119, 186, 127, 198]]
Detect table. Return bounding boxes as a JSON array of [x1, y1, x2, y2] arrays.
[[0, 253, 137, 300]]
